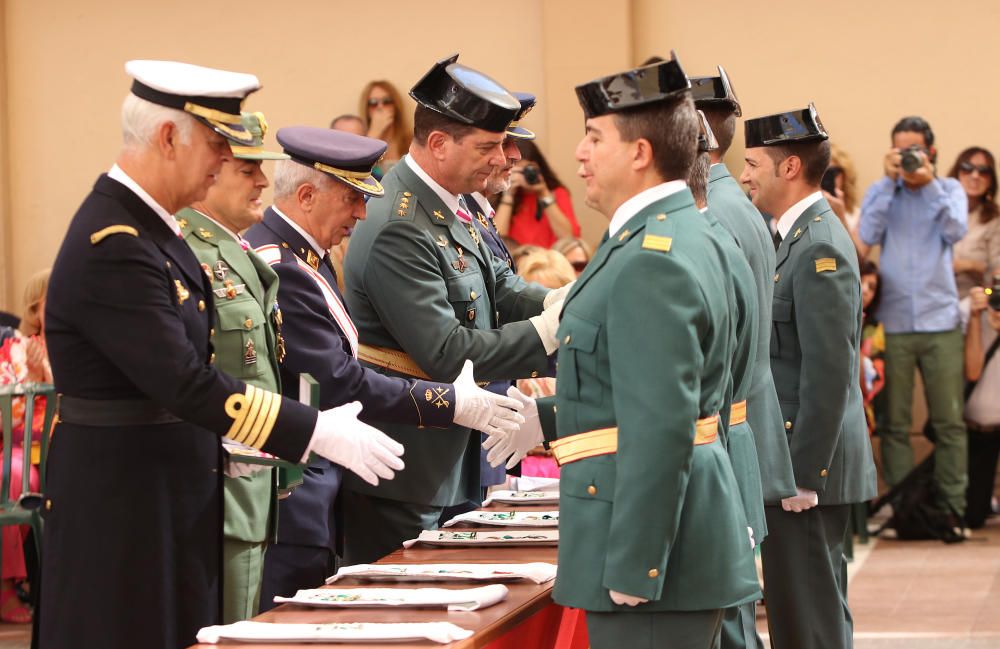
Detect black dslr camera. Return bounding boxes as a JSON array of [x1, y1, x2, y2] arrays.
[[522, 165, 540, 185], [899, 146, 925, 173], [987, 281, 1000, 312]]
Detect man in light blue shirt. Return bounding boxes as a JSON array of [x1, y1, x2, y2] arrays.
[[859, 116, 968, 529]]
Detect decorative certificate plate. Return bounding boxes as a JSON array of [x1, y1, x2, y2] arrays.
[[482, 490, 559, 506], [404, 529, 559, 548], [326, 562, 557, 585], [441, 510, 559, 528], [273, 584, 508, 611], [197, 620, 473, 644]]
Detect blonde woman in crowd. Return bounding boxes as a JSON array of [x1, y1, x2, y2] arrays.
[[551, 236, 593, 276]]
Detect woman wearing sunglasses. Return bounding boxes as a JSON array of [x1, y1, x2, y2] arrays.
[[357, 80, 412, 177], [948, 147, 1000, 298]]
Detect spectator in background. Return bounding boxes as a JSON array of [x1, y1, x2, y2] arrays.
[[859, 116, 969, 530], [329, 114, 366, 136], [823, 142, 867, 258], [515, 248, 575, 479], [860, 261, 886, 434], [948, 147, 1000, 298], [0, 268, 52, 623], [358, 80, 412, 176], [494, 140, 580, 247], [962, 285, 1000, 529], [551, 236, 593, 276]]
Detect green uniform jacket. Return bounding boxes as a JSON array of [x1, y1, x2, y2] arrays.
[[708, 164, 797, 504], [343, 159, 550, 506], [538, 189, 760, 612], [705, 208, 766, 543], [771, 197, 877, 504], [180, 208, 281, 542]]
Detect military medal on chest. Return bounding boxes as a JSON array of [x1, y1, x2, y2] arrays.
[[213, 260, 229, 281], [244, 339, 257, 366], [467, 223, 480, 245], [273, 303, 287, 363], [452, 246, 468, 273]]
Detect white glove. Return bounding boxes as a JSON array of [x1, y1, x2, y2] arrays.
[[748, 526, 756, 550], [453, 360, 525, 438], [484, 387, 543, 469], [543, 281, 575, 309], [529, 298, 564, 355], [224, 458, 269, 479], [609, 589, 649, 606], [306, 401, 405, 486], [781, 486, 819, 513]]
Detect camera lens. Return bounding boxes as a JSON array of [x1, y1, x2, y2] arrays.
[[900, 148, 923, 173], [988, 287, 1000, 311]]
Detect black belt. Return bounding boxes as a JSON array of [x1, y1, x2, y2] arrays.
[[966, 420, 1000, 435], [57, 395, 183, 427]]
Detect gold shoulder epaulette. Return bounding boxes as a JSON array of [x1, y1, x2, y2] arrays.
[[642, 234, 672, 252], [90, 225, 139, 245], [394, 191, 417, 220], [815, 257, 837, 273], [642, 213, 674, 252]]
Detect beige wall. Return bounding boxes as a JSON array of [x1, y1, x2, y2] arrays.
[[2, 0, 997, 311]]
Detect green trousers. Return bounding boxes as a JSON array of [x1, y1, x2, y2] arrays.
[[761, 505, 851, 649], [718, 601, 763, 649], [222, 539, 265, 624], [587, 609, 723, 649], [880, 329, 967, 514]]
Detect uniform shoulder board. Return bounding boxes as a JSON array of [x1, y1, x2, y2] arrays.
[[393, 190, 417, 221], [815, 257, 837, 273], [808, 214, 832, 243], [90, 225, 139, 245], [641, 213, 674, 253]]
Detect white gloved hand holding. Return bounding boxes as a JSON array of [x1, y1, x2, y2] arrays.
[[484, 387, 543, 469], [748, 526, 756, 550], [453, 360, 525, 438], [542, 281, 575, 309], [529, 298, 564, 355], [609, 589, 649, 607], [781, 486, 819, 513], [306, 401, 405, 486]]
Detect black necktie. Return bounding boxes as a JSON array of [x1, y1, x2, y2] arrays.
[[773, 230, 782, 251]]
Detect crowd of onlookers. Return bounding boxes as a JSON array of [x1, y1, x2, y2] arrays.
[[3, 85, 1000, 624]]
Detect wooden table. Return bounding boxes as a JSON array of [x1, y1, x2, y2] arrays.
[[189, 504, 577, 648]]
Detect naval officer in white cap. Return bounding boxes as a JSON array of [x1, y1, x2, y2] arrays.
[[40, 59, 406, 649]]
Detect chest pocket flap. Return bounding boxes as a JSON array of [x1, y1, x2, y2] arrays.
[[215, 299, 268, 378], [559, 313, 602, 401]]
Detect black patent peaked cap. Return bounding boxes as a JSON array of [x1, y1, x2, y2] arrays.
[[575, 52, 691, 119], [689, 65, 741, 117], [744, 103, 829, 148], [410, 54, 520, 133]]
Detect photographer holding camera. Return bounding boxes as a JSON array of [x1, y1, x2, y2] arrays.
[[962, 283, 1000, 528], [859, 116, 969, 533], [494, 139, 580, 248]]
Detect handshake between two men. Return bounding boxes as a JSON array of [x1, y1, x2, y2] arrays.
[[300, 359, 533, 485]]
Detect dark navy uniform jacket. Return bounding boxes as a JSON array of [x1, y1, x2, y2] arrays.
[[244, 207, 455, 550], [41, 175, 315, 649]]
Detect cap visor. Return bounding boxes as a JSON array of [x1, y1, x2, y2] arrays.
[[330, 173, 384, 198], [231, 146, 290, 161], [505, 125, 536, 140], [194, 116, 254, 145]]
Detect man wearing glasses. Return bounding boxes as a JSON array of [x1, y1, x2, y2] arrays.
[[859, 116, 969, 535]]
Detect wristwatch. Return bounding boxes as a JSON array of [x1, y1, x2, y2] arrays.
[[538, 195, 556, 209]]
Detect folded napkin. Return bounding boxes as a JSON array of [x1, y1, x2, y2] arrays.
[[326, 562, 557, 585], [403, 529, 559, 548], [482, 489, 560, 506], [274, 584, 508, 611], [442, 510, 559, 528], [197, 621, 473, 644]]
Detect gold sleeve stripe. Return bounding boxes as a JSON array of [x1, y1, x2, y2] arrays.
[[642, 234, 672, 252], [251, 391, 282, 450], [815, 258, 837, 273], [235, 385, 266, 444], [90, 225, 139, 245], [225, 387, 252, 439], [243, 389, 274, 448]]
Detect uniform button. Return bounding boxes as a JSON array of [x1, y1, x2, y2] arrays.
[[784, 421, 792, 430], [773, 273, 780, 282], [281, 242, 290, 249], [530, 371, 539, 378], [470, 290, 477, 300], [244, 318, 253, 330], [210, 353, 216, 364], [45, 499, 52, 511], [648, 568, 659, 578], [820, 468, 829, 477], [165, 260, 172, 269], [552, 405, 557, 413], [209, 328, 215, 338], [564, 335, 571, 344], [197, 300, 206, 312], [587, 485, 597, 496], [656, 214, 666, 221]]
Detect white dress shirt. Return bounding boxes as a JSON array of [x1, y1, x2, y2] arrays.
[[608, 180, 688, 238], [107, 164, 180, 236]]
